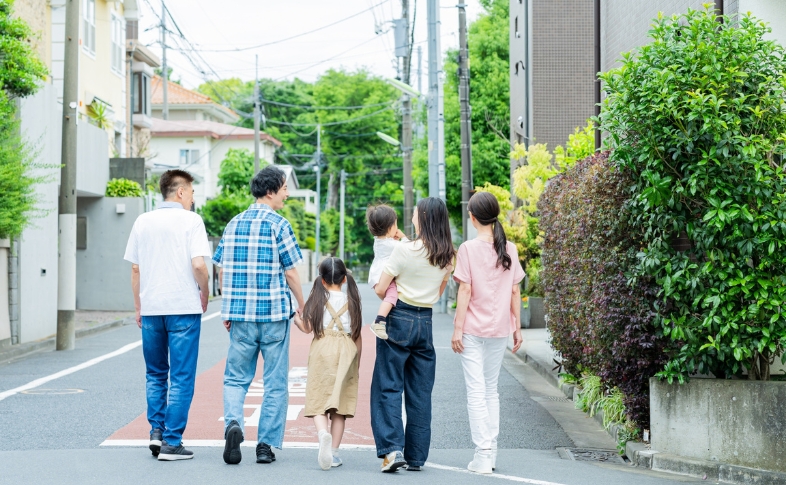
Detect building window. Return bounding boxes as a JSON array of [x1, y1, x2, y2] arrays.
[[133, 72, 151, 117], [83, 0, 96, 55], [111, 14, 124, 74], [179, 149, 200, 167]]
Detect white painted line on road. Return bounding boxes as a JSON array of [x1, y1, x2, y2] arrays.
[[0, 340, 143, 402], [203, 311, 221, 321], [100, 439, 376, 450], [425, 462, 568, 485]]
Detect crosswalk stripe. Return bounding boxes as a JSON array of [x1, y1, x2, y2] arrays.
[[425, 462, 568, 485]]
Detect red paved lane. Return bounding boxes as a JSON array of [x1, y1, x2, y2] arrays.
[[106, 326, 377, 448]]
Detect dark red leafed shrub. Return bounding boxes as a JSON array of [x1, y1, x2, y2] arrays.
[[538, 151, 670, 427]]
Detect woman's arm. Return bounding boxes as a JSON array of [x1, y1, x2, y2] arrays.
[[451, 281, 472, 354], [510, 284, 523, 353], [375, 272, 394, 300]]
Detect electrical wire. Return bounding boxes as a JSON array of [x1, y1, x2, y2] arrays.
[[265, 106, 394, 127], [262, 99, 393, 111]]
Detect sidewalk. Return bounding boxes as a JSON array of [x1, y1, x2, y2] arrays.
[[0, 310, 135, 364]]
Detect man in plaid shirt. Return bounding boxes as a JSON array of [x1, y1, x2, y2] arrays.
[[212, 165, 305, 466]]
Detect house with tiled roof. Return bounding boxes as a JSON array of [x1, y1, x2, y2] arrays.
[[147, 77, 290, 208]]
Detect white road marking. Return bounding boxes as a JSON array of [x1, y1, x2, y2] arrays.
[[99, 439, 375, 450], [0, 340, 143, 402], [425, 462, 568, 484], [0, 311, 220, 403], [218, 404, 305, 424]]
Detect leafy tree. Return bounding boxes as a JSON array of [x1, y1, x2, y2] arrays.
[[414, 0, 510, 226], [217, 148, 264, 194], [199, 192, 251, 238], [599, 7, 786, 381], [0, 0, 48, 239]]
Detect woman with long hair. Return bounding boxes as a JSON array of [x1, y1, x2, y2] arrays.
[[297, 257, 363, 470], [370, 197, 455, 473], [451, 191, 524, 474]]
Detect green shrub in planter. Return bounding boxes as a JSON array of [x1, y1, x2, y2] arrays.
[[105, 178, 142, 197], [599, 6, 786, 380]]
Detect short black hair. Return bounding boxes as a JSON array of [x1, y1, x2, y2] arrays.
[[159, 169, 194, 199], [251, 165, 286, 198], [366, 204, 397, 237]]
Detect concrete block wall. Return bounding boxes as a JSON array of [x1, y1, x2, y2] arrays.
[[531, 0, 595, 152]]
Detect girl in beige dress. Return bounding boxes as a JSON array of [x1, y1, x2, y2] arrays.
[[297, 257, 363, 471]]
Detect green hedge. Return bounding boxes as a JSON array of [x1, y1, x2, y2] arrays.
[[105, 178, 143, 197]]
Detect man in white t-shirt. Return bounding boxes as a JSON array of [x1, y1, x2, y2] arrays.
[[124, 169, 211, 462]]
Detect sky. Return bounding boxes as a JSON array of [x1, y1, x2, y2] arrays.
[[137, 0, 484, 91]]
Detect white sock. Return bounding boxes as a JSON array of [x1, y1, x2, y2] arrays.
[[332, 447, 339, 456]]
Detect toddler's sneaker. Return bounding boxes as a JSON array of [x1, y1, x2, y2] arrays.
[[370, 322, 388, 340]]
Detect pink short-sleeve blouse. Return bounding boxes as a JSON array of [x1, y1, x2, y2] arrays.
[[452, 239, 525, 338]]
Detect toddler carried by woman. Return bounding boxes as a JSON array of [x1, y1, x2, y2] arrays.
[[296, 257, 363, 471]]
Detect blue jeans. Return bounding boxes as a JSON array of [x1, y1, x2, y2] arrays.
[[370, 301, 436, 466], [223, 320, 290, 448], [141, 313, 201, 447]]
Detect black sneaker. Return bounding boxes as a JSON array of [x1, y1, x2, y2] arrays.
[[406, 465, 422, 471], [223, 421, 244, 465], [256, 442, 276, 463], [158, 443, 194, 461], [149, 429, 163, 457]]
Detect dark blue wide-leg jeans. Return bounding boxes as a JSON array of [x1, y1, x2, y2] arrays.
[[370, 301, 436, 467]]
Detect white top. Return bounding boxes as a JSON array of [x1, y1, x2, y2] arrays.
[[368, 236, 408, 286], [123, 202, 212, 316], [383, 239, 453, 308], [322, 291, 351, 334]]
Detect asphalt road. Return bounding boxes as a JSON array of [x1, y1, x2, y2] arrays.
[[0, 284, 699, 485]]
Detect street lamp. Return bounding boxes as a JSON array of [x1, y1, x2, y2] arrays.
[[376, 131, 400, 146], [386, 78, 423, 99]]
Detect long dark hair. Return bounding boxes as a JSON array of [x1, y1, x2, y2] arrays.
[[414, 197, 455, 269], [302, 257, 362, 341], [468, 192, 511, 270]]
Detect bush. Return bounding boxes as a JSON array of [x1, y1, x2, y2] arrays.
[[599, 6, 786, 380], [105, 178, 143, 197], [539, 152, 669, 426]]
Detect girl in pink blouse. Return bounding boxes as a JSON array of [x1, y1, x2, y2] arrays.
[[451, 191, 524, 475]]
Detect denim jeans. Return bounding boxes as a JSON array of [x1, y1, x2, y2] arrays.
[[370, 301, 436, 466], [460, 335, 508, 450], [223, 320, 290, 448], [141, 313, 201, 447]]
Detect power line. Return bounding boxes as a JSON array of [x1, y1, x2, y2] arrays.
[[265, 106, 395, 127], [173, 0, 390, 53], [262, 99, 393, 111]]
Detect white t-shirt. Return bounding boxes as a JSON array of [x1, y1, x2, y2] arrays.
[[124, 202, 212, 316], [322, 291, 351, 334], [368, 236, 408, 286]]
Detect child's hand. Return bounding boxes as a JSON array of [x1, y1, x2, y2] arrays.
[[394, 228, 406, 240], [293, 314, 308, 333]]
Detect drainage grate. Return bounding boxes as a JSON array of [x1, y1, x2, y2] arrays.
[[558, 448, 627, 464], [531, 395, 571, 403]]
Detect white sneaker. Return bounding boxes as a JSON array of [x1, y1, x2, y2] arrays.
[[468, 449, 493, 474], [318, 430, 332, 470]]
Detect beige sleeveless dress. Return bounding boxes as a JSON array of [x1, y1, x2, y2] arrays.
[[304, 301, 360, 418]]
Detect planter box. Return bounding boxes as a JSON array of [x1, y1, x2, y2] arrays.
[[520, 304, 531, 328], [528, 297, 546, 328], [650, 377, 786, 473]]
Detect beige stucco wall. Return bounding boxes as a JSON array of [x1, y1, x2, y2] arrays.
[[13, 0, 50, 70]]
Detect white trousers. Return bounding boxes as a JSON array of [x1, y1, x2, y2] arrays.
[[459, 334, 508, 450]]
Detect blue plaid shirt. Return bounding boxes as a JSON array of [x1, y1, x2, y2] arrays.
[[212, 203, 303, 323]]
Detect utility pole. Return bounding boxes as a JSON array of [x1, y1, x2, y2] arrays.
[[400, 0, 414, 237], [161, 1, 168, 120], [458, 4, 473, 242], [57, 0, 80, 351], [314, 125, 322, 270], [417, 45, 422, 95], [594, 0, 600, 150], [254, 54, 260, 173], [427, 0, 446, 202], [339, 170, 346, 260]]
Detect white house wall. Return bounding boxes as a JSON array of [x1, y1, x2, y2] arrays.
[[739, 0, 786, 46], [18, 84, 62, 344]]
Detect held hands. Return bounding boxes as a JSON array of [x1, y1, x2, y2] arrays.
[[451, 327, 464, 354]]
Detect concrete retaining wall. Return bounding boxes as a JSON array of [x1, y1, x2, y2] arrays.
[[650, 377, 786, 473]]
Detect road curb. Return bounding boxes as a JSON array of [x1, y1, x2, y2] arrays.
[[0, 317, 133, 364]]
